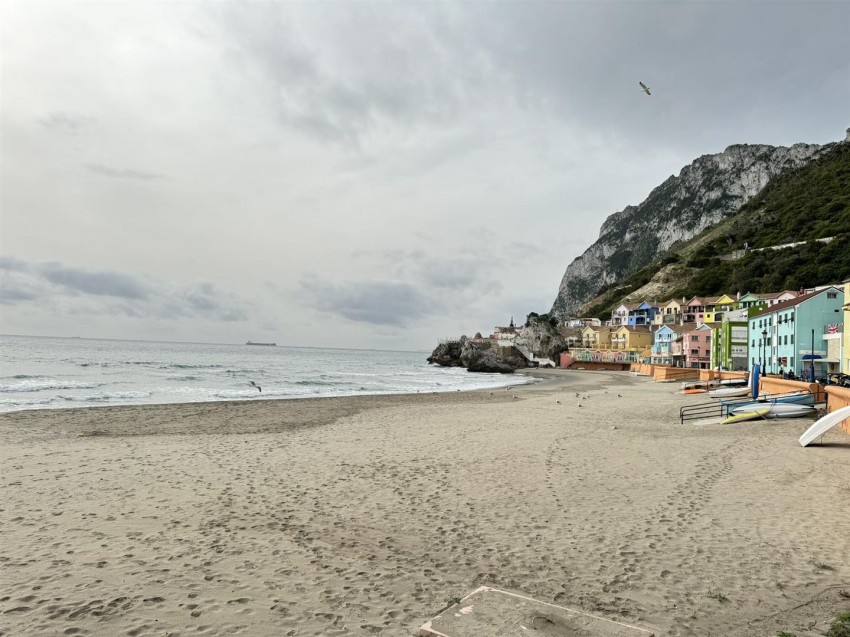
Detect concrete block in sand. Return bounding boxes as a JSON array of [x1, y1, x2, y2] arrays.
[[419, 586, 654, 637]]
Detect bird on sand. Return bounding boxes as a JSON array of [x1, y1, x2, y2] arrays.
[[248, 381, 262, 392], [639, 81, 651, 95], [556, 399, 561, 404]]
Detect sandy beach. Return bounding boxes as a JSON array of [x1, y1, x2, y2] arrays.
[[1, 370, 849, 637]]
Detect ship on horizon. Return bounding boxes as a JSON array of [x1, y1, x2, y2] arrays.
[[246, 341, 276, 346]]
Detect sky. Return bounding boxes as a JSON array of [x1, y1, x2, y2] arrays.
[[1, 1, 848, 351]]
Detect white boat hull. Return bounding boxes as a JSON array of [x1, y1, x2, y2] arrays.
[[732, 403, 815, 418], [799, 405, 850, 447], [709, 387, 750, 398]]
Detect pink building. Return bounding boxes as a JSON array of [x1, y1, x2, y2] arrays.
[[683, 296, 706, 324], [683, 323, 713, 369]]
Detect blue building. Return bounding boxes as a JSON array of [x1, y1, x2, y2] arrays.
[[748, 286, 844, 379], [627, 301, 660, 327], [650, 324, 688, 366]]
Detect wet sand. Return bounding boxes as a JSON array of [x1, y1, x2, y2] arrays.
[[1, 370, 849, 636]]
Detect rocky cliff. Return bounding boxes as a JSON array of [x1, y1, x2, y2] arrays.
[[550, 141, 831, 320], [427, 318, 566, 373]]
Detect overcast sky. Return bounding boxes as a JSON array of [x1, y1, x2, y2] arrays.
[[1, 1, 848, 350]]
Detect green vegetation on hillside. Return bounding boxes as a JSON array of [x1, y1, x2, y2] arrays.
[[580, 141, 850, 319], [686, 141, 849, 255], [670, 234, 850, 298]]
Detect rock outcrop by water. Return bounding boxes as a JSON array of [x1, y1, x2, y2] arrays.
[[550, 141, 831, 320], [427, 336, 524, 374], [466, 349, 518, 374]]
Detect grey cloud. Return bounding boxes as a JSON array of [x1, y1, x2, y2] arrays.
[[86, 164, 165, 181], [0, 256, 30, 272], [464, 2, 850, 150], [0, 284, 39, 304], [0, 257, 251, 322], [375, 249, 499, 294], [38, 262, 152, 299], [216, 3, 492, 146], [215, 2, 849, 153], [179, 282, 248, 321], [418, 260, 480, 290], [38, 111, 94, 133], [299, 276, 430, 327]]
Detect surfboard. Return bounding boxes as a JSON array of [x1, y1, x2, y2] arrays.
[[732, 403, 815, 418], [683, 388, 707, 395], [731, 392, 814, 412], [708, 387, 750, 398], [799, 405, 850, 447], [722, 407, 770, 424]]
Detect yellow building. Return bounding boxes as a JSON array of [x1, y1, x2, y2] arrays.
[[703, 294, 738, 323], [654, 298, 683, 325], [612, 325, 654, 352], [581, 325, 612, 349]]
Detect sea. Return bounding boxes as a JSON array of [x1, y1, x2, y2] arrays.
[[0, 335, 530, 413]]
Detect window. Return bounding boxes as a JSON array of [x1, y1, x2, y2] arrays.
[[828, 292, 837, 299], [791, 356, 794, 367], [791, 335, 794, 345]]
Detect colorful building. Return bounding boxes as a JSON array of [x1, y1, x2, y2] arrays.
[[612, 325, 654, 354], [569, 325, 644, 365], [683, 297, 706, 325], [651, 324, 689, 366], [581, 325, 613, 349], [703, 294, 738, 323], [627, 301, 660, 326], [748, 286, 844, 378], [610, 304, 629, 327], [683, 323, 713, 369], [654, 299, 683, 325], [712, 309, 750, 371]]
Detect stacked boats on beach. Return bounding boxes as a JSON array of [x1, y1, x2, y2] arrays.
[[721, 393, 817, 424], [718, 367, 817, 424], [681, 367, 819, 424], [679, 364, 850, 446]]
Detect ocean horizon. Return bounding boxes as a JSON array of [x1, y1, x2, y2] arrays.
[[0, 334, 529, 413]]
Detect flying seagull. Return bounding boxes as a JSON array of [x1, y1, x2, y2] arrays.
[[248, 381, 262, 392], [639, 81, 651, 96]]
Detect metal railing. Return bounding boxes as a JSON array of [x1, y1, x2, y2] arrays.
[[679, 389, 815, 424]]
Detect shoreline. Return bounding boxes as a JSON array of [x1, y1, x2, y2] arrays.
[[0, 363, 580, 426], [2, 370, 848, 636], [0, 368, 543, 418]]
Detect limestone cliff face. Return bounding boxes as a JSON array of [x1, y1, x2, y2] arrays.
[[550, 142, 830, 320], [516, 319, 567, 361]]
